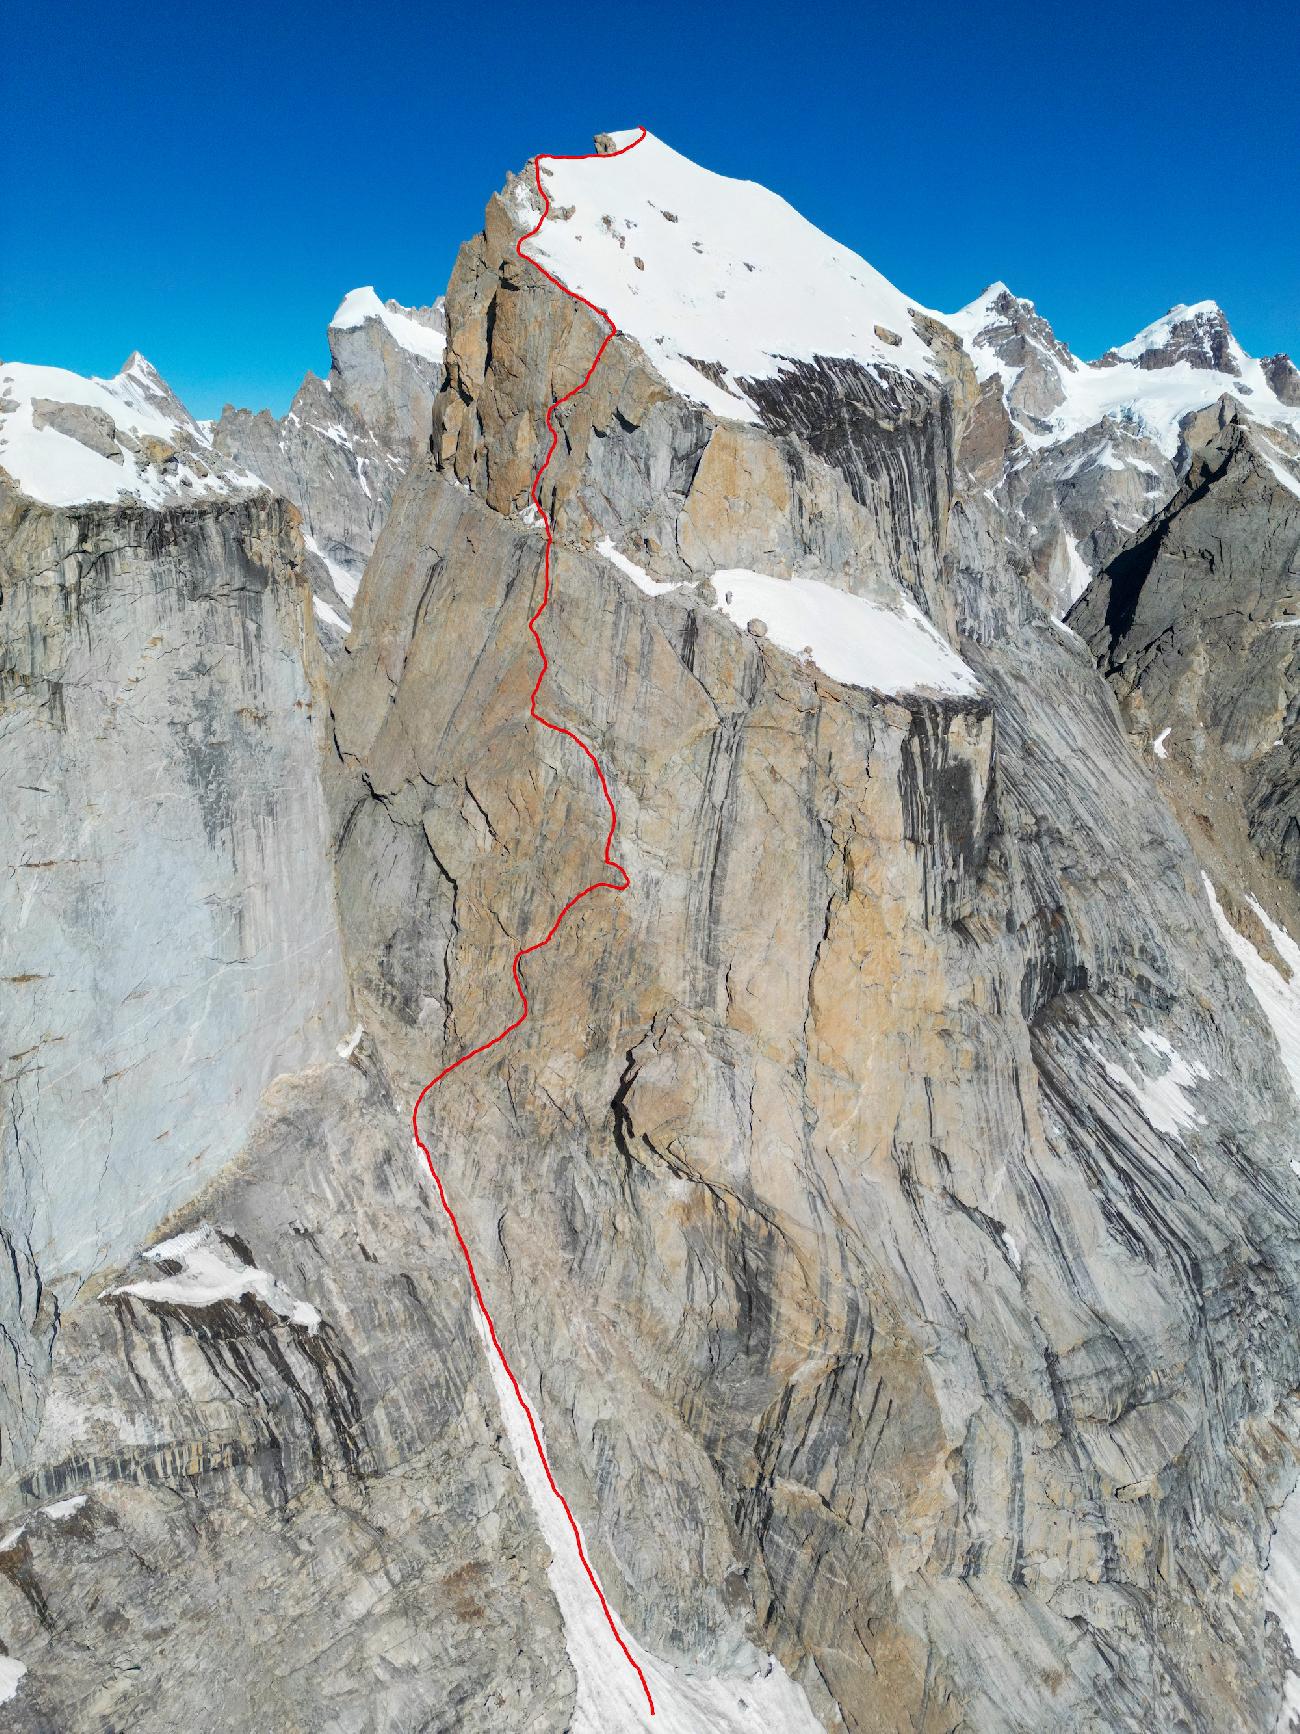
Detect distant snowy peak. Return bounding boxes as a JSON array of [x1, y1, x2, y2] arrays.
[[945, 283, 1300, 461], [947, 283, 1079, 423], [948, 283, 1078, 374], [518, 128, 940, 424], [1100, 301, 1242, 374], [0, 356, 265, 510], [943, 282, 1300, 616], [328, 286, 446, 367]]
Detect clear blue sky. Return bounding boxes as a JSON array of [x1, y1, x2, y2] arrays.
[[4, 0, 1297, 419]]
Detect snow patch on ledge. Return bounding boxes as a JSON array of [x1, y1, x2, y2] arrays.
[[1062, 534, 1094, 611], [304, 531, 362, 607], [336, 1022, 364, 1060], [473, 1309, 822, 1732], [1100, 1028, 1208, 1143], [709, 568, 980, 699], [0, 1493, 87, 1553], [43, 1494, 87, 1521], [313, 594, 349, 634], [597, 536, 685, 597], [1255, 431, 1300, 502], [1204, 875, 1300, 1104], [329, 287, 446, 367], [107, 1224, 321, 1332], [0, 1657, 26, 1705]]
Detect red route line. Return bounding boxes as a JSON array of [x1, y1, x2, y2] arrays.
[[410, 127, 655, 1717]]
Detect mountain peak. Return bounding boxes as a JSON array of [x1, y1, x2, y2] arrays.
[[329, 285, 387, 329], [944, 281, 1077, 415], [0, 356, 262, 509], [973, 280, 1027, 311], [1103, 300, 1242, 375], [328, 287, 446, 366]]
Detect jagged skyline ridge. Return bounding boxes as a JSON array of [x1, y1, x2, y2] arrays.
[[3, 0, 1297, 416]]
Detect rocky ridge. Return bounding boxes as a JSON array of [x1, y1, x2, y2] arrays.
[[212, 287, 446, 648], [1069, 409, 1300, 941]]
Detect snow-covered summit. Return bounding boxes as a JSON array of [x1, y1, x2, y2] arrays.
[[1103, 300, 1241, 373], [946, 285, 1300, 459], [328, 286, 446, 366], [518, 128, 940, 423], [946, 282, 1080, 421], [0, 354, 264, 509]]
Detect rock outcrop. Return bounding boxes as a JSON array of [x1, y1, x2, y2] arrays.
[[1263, 353, 1300, 408]]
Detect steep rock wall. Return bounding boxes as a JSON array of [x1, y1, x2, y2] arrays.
[[0, 487, 348, 1466], [320, 172, 1300, 1730]]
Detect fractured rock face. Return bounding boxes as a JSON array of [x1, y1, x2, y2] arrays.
[[1263, 352, 1300, 408], [1069, 412, 1300, 938], [325, 286, 446, 456]]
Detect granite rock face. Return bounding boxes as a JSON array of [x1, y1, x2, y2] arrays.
[[0, 485, 349, 1467], [4, 131, 1300, 1734], [316, 152, 1300, 1732], [0, 1052, 571, 1734]]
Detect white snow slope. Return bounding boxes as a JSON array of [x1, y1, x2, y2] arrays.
[[523, 129, 1300, 471], [710, 568, 980, 698], [596, 543, 980, 698], [524, 129, 939, 423]]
